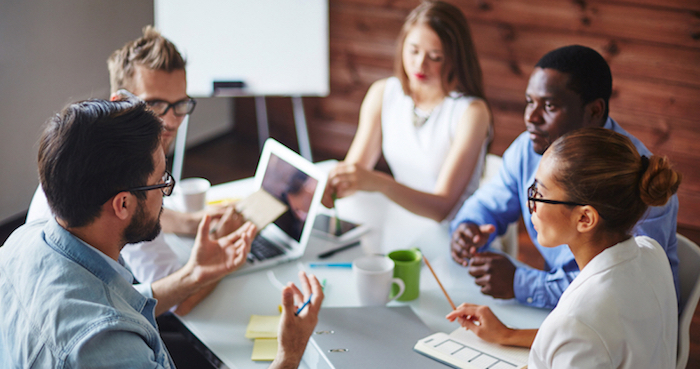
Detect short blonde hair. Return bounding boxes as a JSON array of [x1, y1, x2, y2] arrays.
[[107, 25, 186, 94]]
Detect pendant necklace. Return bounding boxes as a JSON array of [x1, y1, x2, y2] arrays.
[[412, 106, 432, 128]]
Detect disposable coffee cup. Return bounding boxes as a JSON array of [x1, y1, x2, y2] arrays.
[[179, 177, 211, 212]]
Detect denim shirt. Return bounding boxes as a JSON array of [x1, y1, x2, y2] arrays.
[[0, 218, 175, 368], [450, 117, 680, 309]]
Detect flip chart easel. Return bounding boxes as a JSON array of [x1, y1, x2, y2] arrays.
[[155, 0, 329, 161]]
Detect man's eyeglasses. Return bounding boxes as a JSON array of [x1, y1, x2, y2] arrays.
[[527, 180, 585, 214], [126, 171, 176, 197], [145, 98, 197, 117]]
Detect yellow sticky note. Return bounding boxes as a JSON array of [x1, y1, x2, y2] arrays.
[[251, 338, 278, 361], [245, 315, 280, 339], [206, 197, 240, 206]]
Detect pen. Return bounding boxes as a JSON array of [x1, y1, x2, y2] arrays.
[[317, 240, 361, 259], [295, 294, 312, 316], [309, 262, 353, 268]]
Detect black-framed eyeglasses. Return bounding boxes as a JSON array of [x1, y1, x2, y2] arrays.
[[125, 171, 176, 197], [527, 180, 585, 214], [145, 98, 197, 117]]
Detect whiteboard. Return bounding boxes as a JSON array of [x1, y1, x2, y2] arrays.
[[154, 0, 329, 97]]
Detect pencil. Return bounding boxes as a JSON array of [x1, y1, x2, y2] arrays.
[[423, 256, 456, 310]]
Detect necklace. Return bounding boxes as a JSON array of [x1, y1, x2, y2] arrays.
[[412, 107, 432, 128]]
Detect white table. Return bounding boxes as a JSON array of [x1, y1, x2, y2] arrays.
[[168, 162, 551, 369]]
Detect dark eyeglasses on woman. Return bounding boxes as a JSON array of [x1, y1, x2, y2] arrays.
[[527, 180, 585, 214]]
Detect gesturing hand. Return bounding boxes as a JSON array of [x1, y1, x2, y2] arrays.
[[273, 271, 325, 368], [185, 215, 256, 286], [211, 205, 245, 240], [468, 251, 516, 299], [450, 222, 496, 266]]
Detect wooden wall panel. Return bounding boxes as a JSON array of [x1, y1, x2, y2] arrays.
[[236, 0, 700, 228], [470, 22, 700, 88]]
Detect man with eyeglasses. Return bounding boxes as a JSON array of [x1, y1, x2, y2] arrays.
[[0, 99, 323, 368], [26, 26, 244, 316], [107, 26, 241, 246], [449, 45, 679, 309]]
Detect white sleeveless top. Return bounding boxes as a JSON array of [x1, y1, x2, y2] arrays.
[[381, 77, 489, 221]]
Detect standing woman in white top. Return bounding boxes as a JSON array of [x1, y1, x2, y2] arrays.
[[447, 128, 681, 369], [322, 1, 492, 222]]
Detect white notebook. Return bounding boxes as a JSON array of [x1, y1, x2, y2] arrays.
[[414, 328, 529, 369]]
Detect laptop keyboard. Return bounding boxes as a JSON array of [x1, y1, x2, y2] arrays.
[[248, 236, 286, 263]]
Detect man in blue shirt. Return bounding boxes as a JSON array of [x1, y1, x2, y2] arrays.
[[26, 26, 244, 316], [450, 45, 679, 309], [0, 99, 323, 368]]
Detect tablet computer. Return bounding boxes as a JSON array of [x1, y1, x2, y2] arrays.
[[311, 212, 370, 243]]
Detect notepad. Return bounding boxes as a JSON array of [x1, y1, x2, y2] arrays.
[[251, 338, 278, 361], [235, 188, 288, 230], [245, 314, 280, 339], [246, 315, 281, 362], [414, 328, 529, 369]]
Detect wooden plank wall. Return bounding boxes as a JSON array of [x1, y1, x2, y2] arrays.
[[235, 0, 700, 229]]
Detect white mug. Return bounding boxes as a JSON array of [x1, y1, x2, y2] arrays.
[[353, 255, 405, 306], [179, 177, 211, 212]]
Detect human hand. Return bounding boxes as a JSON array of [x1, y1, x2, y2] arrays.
[[468, 252, 516, 299], [272, 271, 324, 369], [329, 162, 378, 196], [184, 215, 256, 286], [164, 205, 231, 236], [450, 223, 495, 265], [210, 205, 246, 240], [446, 303, 511, 345], [321, 181, 337, 209], [321, 162, 361, 208]]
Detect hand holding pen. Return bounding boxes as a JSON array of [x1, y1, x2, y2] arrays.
[[275, 271, 325, 367]]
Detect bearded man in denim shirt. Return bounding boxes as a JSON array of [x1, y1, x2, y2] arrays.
[[0, 99, 323, 368]]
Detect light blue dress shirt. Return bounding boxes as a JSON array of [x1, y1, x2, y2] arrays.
[[450, 118, 679, 309], [0, 218, 175, 368]]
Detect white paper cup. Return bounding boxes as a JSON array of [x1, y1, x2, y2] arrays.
[[353, 255, 405, 306], [179, 177, 211, 212]]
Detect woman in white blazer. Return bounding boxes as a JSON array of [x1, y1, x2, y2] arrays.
[[447, 127, 681, 369]]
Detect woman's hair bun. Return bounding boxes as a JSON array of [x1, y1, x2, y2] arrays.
[[639, 155, 682, 207]]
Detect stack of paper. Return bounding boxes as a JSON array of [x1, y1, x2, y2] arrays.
[[245, 315, 280, 361]]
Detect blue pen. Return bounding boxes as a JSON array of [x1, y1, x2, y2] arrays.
[[295, 294, 312, 316], [308, 262, 353, 268]]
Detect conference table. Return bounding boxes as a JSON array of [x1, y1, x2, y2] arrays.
[[164, 161, 551, 369]]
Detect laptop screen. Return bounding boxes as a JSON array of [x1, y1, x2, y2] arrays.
[[260, 153, 319, 242]]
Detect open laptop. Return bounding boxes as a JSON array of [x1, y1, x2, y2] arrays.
[[237, 138, 327, 274]]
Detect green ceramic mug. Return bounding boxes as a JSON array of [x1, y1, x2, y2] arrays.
[[388, 248, 422, 301]]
